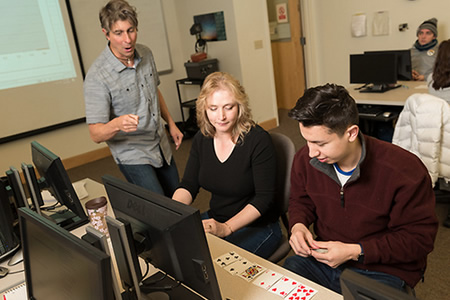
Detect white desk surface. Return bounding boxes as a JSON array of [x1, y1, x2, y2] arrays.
[[207, 233, 341, 300], [348, 80, 428, 106], [1, 178, 342, 300]]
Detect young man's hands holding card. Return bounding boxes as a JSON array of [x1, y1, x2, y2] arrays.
[[310, 241, 362, 268]]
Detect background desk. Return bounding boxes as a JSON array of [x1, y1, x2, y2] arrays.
[[347, 81, 428, 140], [1, 178, 342, 300], [348, 81, 428, 106]]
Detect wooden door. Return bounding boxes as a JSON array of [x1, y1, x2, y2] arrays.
[[269, 0, 306, 109]]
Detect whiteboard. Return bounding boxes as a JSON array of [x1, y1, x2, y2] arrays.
[[68, 0, 172, 74]]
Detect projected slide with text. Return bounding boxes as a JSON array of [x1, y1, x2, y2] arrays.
[[0, 0, 76, 90]]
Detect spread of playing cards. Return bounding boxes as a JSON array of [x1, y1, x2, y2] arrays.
[[215, 251, 318, 299]]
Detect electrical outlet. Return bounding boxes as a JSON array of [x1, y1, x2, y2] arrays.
[[398, 23, 408, 32], [254, 40, 263, 49]]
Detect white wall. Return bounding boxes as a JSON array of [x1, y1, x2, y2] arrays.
[[233, 0, 278, 124], [171, 0, 278, 124], [302, 0, 449, 87], [0, 0, 278, 172]]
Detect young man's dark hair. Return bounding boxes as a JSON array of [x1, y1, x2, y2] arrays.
[[288, 84, 359, 136]]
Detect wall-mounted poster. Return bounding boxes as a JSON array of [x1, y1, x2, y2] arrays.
[[276, 3, 288, 23], [194, 11, 227, 41]]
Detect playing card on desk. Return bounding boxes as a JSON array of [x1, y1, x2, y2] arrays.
[[269, 276, 299, 298], [223, 258, 251, 275], [252, 269, 283, 290], [286, 283, 318, 300], [215, 251, 241, 268], [238, 263, 266, 281]]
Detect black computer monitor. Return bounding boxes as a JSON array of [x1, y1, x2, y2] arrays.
[[340, 269, 417, 300], [0, 177, 20, 263], [364, 50, 412, 81], [31, 141, 88, 230], [5, 166, 28, 209], [18, 207, 114, 300], [102, 175, 222, 300], [82, 226, 123, 300], [105, 216, 143, 300], [350, 53, 398, 93], [21, 163, 44, 214]]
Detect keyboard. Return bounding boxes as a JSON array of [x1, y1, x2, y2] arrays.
[[358, 105, 383, 117]]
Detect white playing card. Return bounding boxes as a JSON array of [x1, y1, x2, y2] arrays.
[[311, 248, 328, 254], [286, 283, 318, 300], [252, 269, 283, 290], [238, 263, 267, 282], [223, 259, 251, 275], [269, 276, 299, 298], [214, 251, 241, 268]]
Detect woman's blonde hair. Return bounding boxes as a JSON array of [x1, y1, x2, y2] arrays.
[[196, 72, 255, 143]]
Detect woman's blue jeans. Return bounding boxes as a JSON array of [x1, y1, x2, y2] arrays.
[[201, 211, 282, 259], [118, 158, 179, 197], [283, 255, 407, 294]]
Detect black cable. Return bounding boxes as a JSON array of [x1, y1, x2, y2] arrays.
[[139, 271, 181, 292], [7, 269, 25, 275]]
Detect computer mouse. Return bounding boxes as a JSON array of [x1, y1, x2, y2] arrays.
[[382, 111, 392, 118]]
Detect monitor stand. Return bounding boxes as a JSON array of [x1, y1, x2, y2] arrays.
[[7, 248, 23, 266], [48, 209, 78, 227], [359, 84, 401, 93], [140, 271, 205, 300]]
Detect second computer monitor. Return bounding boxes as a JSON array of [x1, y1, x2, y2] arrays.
[[365, 49, 412, 81], [31, 141, 88, 230], [102, 175, 222, 300], [18, 207, 114, 300], [350, 53, 398, 85]]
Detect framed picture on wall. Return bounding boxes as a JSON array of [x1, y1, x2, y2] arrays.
[[193, 11, 226, 41]]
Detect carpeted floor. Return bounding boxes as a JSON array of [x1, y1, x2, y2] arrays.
[[67, 109, 449, 299]]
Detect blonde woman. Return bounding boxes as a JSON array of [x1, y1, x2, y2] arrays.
[[173, 72, 281, 258]]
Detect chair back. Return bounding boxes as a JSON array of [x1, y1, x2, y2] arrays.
[[267, 132, 296, 263], [270, 132, 295, 226]]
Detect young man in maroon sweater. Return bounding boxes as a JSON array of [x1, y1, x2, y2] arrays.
[[283, 84, 438, 294]]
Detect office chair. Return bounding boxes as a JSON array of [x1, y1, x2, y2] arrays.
[[267, 132, 296, 264]]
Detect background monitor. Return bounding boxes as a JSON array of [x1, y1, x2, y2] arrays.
[[21, 163, 44, 214], [102, 175, 222, 300], [31, 141, 88, 230], [340, 269, 417, 300], [365, 50, 412, 81], [350, 53, 398, 92], [18, 207, 114, 300], [5, 166, 28, 209], [0, 177, 20, 262]]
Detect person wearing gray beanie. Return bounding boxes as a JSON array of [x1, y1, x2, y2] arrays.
[[416, 18, 438, 38], [411, 18, 439, 81]]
